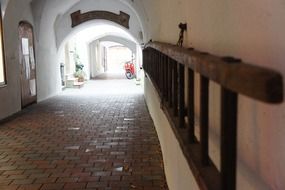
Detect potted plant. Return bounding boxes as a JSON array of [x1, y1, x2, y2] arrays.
[[73, 48, 86, 82], [74, 69, 85, 82]]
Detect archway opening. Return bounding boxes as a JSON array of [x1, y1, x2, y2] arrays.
[[58, 22, 143, 90], [102, 41, 133, 75]]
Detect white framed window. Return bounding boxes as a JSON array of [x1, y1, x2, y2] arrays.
[[0, 6, 6, 86]]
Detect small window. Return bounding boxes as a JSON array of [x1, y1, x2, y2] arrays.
[[0, 6, 6, 86]]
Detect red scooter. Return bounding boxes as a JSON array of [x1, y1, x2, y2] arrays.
[[124, 61, 136, 79]]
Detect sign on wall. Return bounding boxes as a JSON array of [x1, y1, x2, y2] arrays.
[[70, 10, 130, 29]]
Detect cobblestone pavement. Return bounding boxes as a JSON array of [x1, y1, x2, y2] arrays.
[[0, 79, 168, 190]]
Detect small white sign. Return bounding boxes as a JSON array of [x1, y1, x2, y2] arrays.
[[29, 79, 36, 96], [24, 55, 30, 79], [21, 38, 29, 55], [30, 47, 35, 69]]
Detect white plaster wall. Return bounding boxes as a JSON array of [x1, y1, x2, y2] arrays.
[[118, 0, 149, 42], [142, 0, 285, 189], [135, 44, 143, 80], [144, 76, 200, 190], [31, 1, 64, 101], [0, 0, 34, 120], [89, 40, 103, 78]]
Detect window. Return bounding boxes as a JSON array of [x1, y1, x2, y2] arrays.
[[0, 6, 6, 86]]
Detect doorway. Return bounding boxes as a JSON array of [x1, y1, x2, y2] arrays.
[[18, 21, 37, 107]]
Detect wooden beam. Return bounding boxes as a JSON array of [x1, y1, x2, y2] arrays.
[[173, 61, 178, 116], [200, 75, 209, 165], [221, 88, 238, 190], [178, 64, 185, 128], [168, 58, 173, 107], [145, 42, 283, 103], [188, 68, 195, 143]]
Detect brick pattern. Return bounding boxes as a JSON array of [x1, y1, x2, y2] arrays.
[[0, 81, 168, 190]]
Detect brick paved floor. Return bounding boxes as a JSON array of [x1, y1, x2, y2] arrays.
[[0, 79, 168, 190]]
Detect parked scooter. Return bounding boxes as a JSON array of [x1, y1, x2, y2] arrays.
[[124, 61, 135, 79]]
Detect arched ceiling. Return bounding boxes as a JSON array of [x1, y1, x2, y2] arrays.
[[98, 35, 137, 53], [74, 23, 137, 44], [27, 0, 149, 48], [61, 22, 138, 52], [54, 0, 146, 48]]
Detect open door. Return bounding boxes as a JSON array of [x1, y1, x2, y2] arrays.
[[18, 21, 37, 108]]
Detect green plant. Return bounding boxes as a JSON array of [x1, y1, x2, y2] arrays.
[[73, 47, 84, 71], [75, 63, 84, 71], [74, 70, 85, 82], [73, 46, 85, 81]]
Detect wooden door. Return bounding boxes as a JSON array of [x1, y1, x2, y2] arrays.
[[18, 21, 37, 107]]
